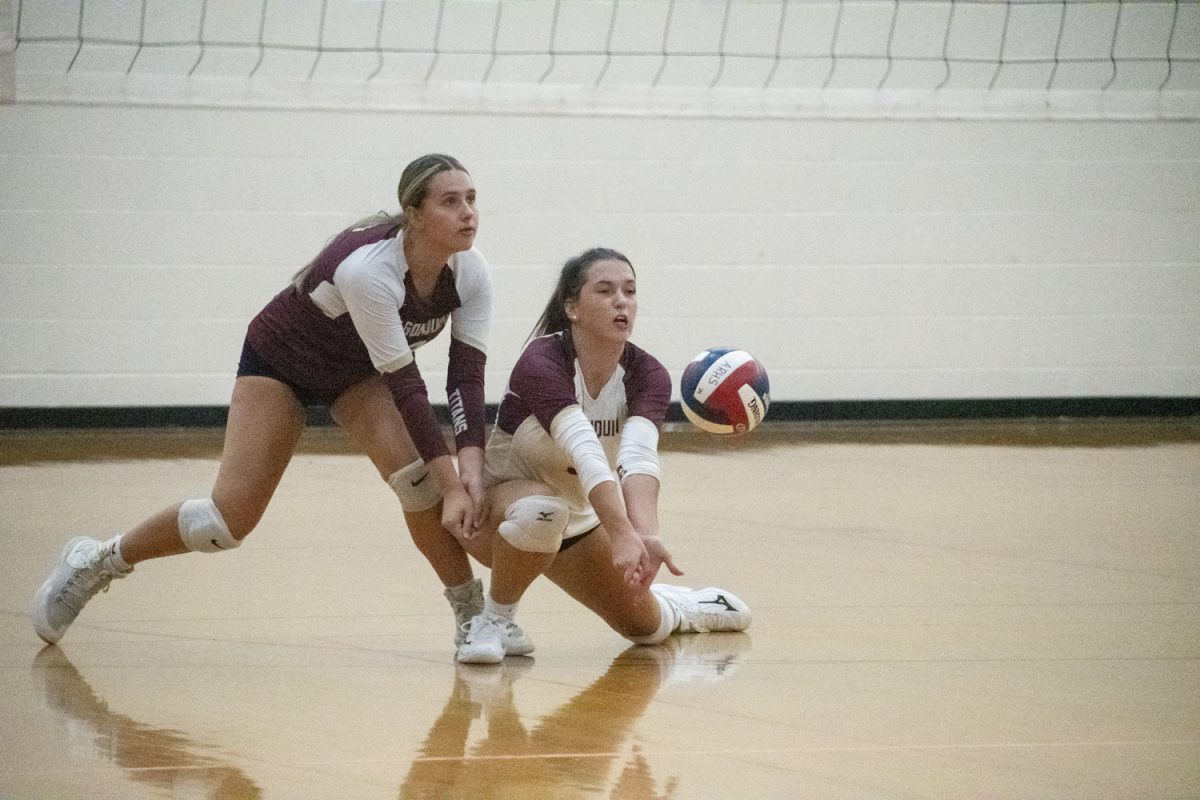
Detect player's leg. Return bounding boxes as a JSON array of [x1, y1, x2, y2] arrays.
[[487, 480, 566, 605], [457, 480, 564, 664], [124, 375, 306, 560], [543, 527, 664, 640], [32, 375, 306, 644], [545, 528, 752, 643], [330, 375, 481, 644]]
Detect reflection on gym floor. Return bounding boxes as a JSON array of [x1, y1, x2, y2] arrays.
[[30, 634, 752, 800], [399, 634, 751, 798], [32, 645, 263, 798]]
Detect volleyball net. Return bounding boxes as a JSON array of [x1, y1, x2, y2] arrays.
[[5, 0, 1199, 119]]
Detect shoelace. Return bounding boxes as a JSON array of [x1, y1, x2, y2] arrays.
[[56, 569, 114, 613], [464, 616, 507, 645]]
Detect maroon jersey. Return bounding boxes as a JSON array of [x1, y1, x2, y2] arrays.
[[496, 331, 671, 437], [246, 220, 492, 461]]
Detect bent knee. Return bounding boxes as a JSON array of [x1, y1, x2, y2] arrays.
[[207, 492, 269, 541], [178, 498, 244, 553], [602, 599, 661, 641]]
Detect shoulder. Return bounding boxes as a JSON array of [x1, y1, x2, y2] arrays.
[[621, 342, 669, 380], [451, 245, 488, 269], [330, 223, 400, 267], [521, 332, 567, 362], [515, 333, 573, 379], [450, 247, 490, 281], [621, 342, 672, 402], [447, 247, 492, 303], [334, 228, 401, 286]]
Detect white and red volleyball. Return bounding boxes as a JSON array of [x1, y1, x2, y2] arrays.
[[679, 348, 770, 436]]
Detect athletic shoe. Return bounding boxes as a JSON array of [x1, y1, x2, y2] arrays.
[[652, 584, 752, 634], [455, 614, 507, 664], [32, 537, 132, 644], [445, 580, 535, 656], [445, 578, 485, 646], [501, 620, 534, 657]]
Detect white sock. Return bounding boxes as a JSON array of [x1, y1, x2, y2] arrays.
[[626, 591, 677, 645], [484, 596, 518, 623], [107, 535, 133, 573]]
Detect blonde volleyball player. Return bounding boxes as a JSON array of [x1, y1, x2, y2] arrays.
[[32, 154, 528, 654], [454, 248, 751, 664]]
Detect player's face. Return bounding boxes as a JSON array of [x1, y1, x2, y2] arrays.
[[410, 169, 478, 253], [567, 259, 637, 344]]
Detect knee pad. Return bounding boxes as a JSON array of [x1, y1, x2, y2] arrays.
[[387, 460, 441, 512], [498, 495, 570, 554], [178, 498, 240, 553]]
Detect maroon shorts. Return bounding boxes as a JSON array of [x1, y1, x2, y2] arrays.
[[236, 339, 342, 407]]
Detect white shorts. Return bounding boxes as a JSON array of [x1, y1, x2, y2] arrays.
[[484, 426, 601, 540]]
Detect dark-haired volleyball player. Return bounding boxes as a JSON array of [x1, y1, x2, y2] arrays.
[[454, 247, 751, 664], [32, 153, 529, 655]]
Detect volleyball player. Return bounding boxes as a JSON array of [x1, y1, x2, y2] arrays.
[[454, 247, 751, 664], [32, 153, 528, 654]]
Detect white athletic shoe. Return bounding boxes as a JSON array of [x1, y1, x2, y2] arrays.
[[444, 580, 534, 656], [456, 614, 507, 664], [445, 578, 485, 647], [32, 537, 132, 645], [652, 584, 752, 634], [504, 625, 534, 657]]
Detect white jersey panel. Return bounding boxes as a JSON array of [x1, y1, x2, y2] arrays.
[[449, 248, 491, 354]]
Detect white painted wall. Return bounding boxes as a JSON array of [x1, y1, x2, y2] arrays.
[[2, 105, 1197, 409]]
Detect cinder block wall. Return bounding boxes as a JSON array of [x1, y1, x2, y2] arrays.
[[1, 107, 1197, 410]]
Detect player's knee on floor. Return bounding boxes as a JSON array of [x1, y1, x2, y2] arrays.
[[498, 495, 570, 553], [178, 498, 241, 553], [622, 591, 675, 645], [387, 460, 441, 512]]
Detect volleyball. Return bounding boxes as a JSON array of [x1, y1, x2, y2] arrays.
[[679, 348, 770, 436]]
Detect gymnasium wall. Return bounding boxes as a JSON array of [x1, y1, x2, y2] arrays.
[[1, 1, 1198, 420]]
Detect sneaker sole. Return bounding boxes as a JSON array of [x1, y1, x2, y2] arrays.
[[456, 647, 505, 665], [505, 638, 535, 657]]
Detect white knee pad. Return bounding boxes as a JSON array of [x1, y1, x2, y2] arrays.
[[178, 498, 240, 553], [387, 460, 441, 512], [498, 495, 570, 554]]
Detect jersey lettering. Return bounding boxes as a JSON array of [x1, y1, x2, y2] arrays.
[[591, 418, 620, 437], [404, 317, 448, 342], [448, 388, 468, 436]]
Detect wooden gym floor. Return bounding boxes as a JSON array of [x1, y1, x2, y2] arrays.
[[1, 420, 1198, 799]]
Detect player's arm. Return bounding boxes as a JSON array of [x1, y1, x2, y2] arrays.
[[335, 258, 477, 533], [549, 406, 647, 584], [447, 250, 492, 456], [335, 257, 451, 463], [617, 415, 661, 535], [447, 256, 492, 529], [618, 415, 683, 584], [618, 350, 678, 583]]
